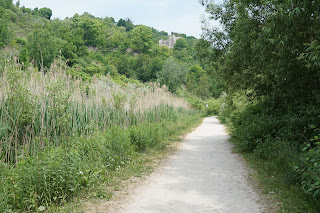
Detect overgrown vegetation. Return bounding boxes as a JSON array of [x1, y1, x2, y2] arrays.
[[0, 59, 202, 212], [200, 0, 320, 211]]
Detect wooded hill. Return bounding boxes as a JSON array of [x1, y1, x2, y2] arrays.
[[0, 0, 220, 100]]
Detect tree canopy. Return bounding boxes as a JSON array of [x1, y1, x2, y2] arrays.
[[130, 26, 154, 54]]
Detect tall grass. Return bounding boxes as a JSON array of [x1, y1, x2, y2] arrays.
[[0, 58, 201, 212], [0, 59, 191, 164]]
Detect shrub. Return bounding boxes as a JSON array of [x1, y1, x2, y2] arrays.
[[129, 124, 164, 152], [206, 98, 223, 115], [104, 127, 135, 169], [129, 125, 151, 151], [186, 95, 204, 111], [0, 163, 11, 212], [8, 148, 83, 211], [296, 128, 320, 201]]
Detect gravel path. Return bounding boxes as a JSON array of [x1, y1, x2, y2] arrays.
[[116, 117, 264, 213]]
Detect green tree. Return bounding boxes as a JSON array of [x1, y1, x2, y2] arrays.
[[38, 7, 52, 20], [0, 0, 13, 9], [174, 48, 192, 63], [201, 0, 320, 105], [174, 38, 188, 51], [0, 6, 11, 47], [117, 18, 134, 31], [157, 57, 187, 93], [19, 47, 29, 68], [186, 64, 211, 98], [105, 27, 130, 51], [130, 26, 154, 54], [153, 45, 171, 59], [79, 17, 103, 46], [149, 57, 164, 81], [196, 75, 210, 99], [188, 64, 205, 81], [116, 55, 136, 78], [28, 28, 59, 71], [135, 54, 151, 82]]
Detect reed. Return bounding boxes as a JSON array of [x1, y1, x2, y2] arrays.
[[0, 59, 191, 164]]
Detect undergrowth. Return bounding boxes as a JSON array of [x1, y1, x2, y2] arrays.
[[0, 112, 201, 212], [219, 92, 320, 212], [0, 60, 201, 212]]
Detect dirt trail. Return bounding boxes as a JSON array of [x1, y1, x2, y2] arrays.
[[107, 117, 265, 213]]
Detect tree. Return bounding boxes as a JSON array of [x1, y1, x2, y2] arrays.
[[154, 45, 171, 59], [149, 57, 164, 81], [200, 0, 320, 105], [156, 57, 187, 93], [0, 0, 13, 9], [186, 64, 211, 97], [196, 75, 210, 99], [174, 38, 188, 51], [173, 48, 192, 62], [105, 27, 129, 51], [38, 7, 52, 20], [79, 17, 103, 46], [188, 64, 205, 82], [20, 6, 31, 14], [135, 54, 151, 82], [116, 55, 136, 78], [0, 6, 11, 47], [117, 18, 134, 31], [173, 38, 192, 62], [28, 28, 58, 71], [130, 26, 154, 54]]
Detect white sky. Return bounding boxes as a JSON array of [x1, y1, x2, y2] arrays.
[[15, 0, 214, 38]]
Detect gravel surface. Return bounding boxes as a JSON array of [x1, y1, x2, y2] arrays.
[[115, 117, 265, 213]]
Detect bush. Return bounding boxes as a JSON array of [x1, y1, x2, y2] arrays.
[[186, 95, 205, 111], [296, 129, 320, 201], [0, 163, 11, 212], [129, 126, 151, 151], [129, 124, 163, 152], [104, 127, 135, 169], [8, 148, 83, 211], [206, 98, 223, 115]]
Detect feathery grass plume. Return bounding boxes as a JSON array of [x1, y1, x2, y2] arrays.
[[0, 59, 191, 164]]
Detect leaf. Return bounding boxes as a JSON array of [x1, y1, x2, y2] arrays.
[[38, 206, 46, 212], [310, 124, 316, 129]]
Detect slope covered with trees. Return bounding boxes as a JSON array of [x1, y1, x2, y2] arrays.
[[199, 0, 320, 211], [0, 0, 219, 98]]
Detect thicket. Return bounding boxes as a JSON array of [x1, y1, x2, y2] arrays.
[[200, 0, 320, 209], [0, 58, 200, 212]]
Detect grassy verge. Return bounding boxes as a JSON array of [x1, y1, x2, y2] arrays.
[[49, 113, 203, 212], [0, 111, 203, 212], [217, 92, 320, 212], [228, 136, 320, 213]]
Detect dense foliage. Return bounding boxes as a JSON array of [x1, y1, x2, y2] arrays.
[[0, 52, 201, 212], [0, 0, 228, 106], [0, 0, 218, 96], [200, 0, 320, 209]]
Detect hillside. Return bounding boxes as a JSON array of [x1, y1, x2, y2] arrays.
[[0, 0, 219, 99]]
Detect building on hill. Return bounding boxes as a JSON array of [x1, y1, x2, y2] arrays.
[[159, 33, 182, 49]]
